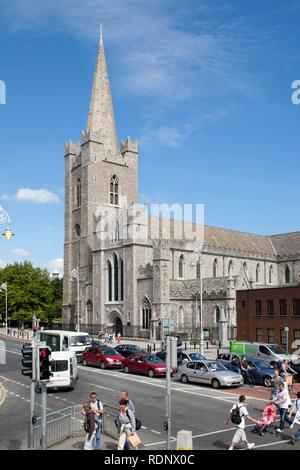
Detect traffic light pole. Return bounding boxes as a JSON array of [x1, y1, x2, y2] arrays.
[[28, 337, 37, 449], [41, 382, 47, 450], [165, 335, 171, 450]]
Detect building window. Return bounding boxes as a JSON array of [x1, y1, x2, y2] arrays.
[[267, 300, 274, 316], [268, 329, 275, 344], [87, 300, 93, 325], [76, 178, 81, 207], [228, 260, 233, 277], [256, 328, 262, 342], [256, 264, 260, 283], [255, 300, 262, 316], [280, 329, 287, 346], [242, 300, 246, 308], [215, 306, 221, 323], [120, 258, 124, 301], [177, 306, 184, 330], [110, 175, 119, 205], [279, 299, 287, 316], [213, 258, 218, 278], [293, 299, 300, 316], [269, 265, 273, 284], [243, 261, 247, 274], [142, 297, 151, 329], [107, 260, 112, 301], [294, 330, 300, 343], [178, 255, 184, 279], [285, 266, 291, 284], [113, 253, 119, 301], [196, 260, 201, 280]]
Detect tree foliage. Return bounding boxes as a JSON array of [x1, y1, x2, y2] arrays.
[[0, 262, 63, 324]]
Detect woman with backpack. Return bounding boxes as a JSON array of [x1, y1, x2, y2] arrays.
[[225, 395, 257, 450], [82, 403, 96, 450], [116, 399, 138, 450]]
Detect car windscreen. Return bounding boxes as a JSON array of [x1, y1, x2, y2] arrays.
[[189, 353, 206, 361], [128, 345, 141, 351], [206, 362, 226, 372], [268, 344, 286, 354], [100, 348, 118, 355], [51, 360, 68, 372], [249, 359, 270, 369], [144, 356, 163, 363], [70, 336, 91, 346]]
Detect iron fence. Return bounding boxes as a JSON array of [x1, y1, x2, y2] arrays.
[[31, 403, 119, 450]]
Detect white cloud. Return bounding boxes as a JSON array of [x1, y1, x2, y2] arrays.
[[12, 248, 31, 257], [48, 258, 64, 276], [2, 188, 60, 204], [0, 259, 7, 269]]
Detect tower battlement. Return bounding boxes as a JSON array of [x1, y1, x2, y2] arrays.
[[121, 137, 138, 155], [81, 128, 103, 146], [64, 140, 80, 156]]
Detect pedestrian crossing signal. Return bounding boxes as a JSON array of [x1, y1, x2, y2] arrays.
[[21, 345, 33, 378], [37, 346, 52, 381]]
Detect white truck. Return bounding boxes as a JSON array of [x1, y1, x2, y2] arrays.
[[39, 330, 91, 363]]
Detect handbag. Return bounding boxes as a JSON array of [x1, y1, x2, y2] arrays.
[[127, 432, 142, 447]]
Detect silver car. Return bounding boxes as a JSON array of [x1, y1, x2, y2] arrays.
[[177, 360, 243, 389]]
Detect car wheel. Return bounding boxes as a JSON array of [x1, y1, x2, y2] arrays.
[[212, 379, 221, 389], [100, 362, 106, 369], [181, 374, 189, 384], [263, 376, 272, 387], [148, 369, 154, 378], [82, 359, 88, 367], [124, 366, 129, 374]]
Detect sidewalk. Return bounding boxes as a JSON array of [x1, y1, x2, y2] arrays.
[[49, 434, 118, 450]]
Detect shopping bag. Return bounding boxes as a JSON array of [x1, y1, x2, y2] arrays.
[[128, 432, 142, 447]]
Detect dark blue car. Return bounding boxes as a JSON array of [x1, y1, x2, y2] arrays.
[[218, 354, 275, 387]]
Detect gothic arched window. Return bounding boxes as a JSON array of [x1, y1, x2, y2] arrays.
[[213, 258, 218, 278], [228, 260, 233, 277], [110, 175, 119, 205], [107, 260, 112, 301], [215, 305, 221, 323], [269, 265, 273, 284], [120, 257, 124, 301], [113, 252, 119, 301], [285, 265, 291, 284], [196, 260, 201, 279], [243, 261, 248, 274], [76, 178, 81, 208], [256, 264, 260, 283], [142, 297, 151, 329], [178, 306, 184, 330], [178, 255, 184, 279], [87, 300, 93, 325]]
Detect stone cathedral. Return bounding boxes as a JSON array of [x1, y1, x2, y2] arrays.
[[62, 33, 300, 340]]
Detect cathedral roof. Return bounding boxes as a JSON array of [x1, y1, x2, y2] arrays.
[[270, 232, 300, 258], [170, 278, 228, 299]]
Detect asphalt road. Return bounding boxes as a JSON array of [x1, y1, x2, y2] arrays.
[[0, 335, 298, 451]]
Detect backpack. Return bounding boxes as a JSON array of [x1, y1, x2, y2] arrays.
[[231, 405, 243, 425], [115, 410, 142, 431]]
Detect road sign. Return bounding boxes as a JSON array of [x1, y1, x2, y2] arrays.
[[162, 318, 175, 335]]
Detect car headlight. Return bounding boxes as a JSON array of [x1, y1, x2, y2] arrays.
[[106, 358, 113, 362]]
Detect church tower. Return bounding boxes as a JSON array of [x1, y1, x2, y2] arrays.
[[63, 30, 138, 330]]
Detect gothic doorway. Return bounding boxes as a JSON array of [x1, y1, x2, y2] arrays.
[[114, 317, 123, 336]]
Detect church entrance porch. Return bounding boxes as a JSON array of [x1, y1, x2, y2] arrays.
[[107, 310, 123, 336]]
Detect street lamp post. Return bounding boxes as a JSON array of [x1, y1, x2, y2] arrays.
[[0, 282, 8, 335], [70, 268, 80, 333], [190, 249, 204, 355]]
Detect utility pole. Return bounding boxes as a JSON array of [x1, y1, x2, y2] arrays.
[[165, 335, 171, 450], [41, 382, 47, 450], [0, 283, 7, 335], [71, 268, 80, 332]]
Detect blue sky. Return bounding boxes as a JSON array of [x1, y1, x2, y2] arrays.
[[0, 0, 300, 274]]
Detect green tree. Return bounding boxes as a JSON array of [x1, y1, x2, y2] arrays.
[[0, 262, 62, 325]]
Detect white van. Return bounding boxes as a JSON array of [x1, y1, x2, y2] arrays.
[[46, 351, 78, 390], [230, 341, 291, 367], [39, 330, 91, 363]]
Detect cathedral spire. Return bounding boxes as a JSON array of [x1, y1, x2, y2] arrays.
[[87, 27, 118, 152]]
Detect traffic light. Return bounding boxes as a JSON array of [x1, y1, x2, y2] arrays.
[[37, 346, 52, 381], [21, 344, 33, 378]]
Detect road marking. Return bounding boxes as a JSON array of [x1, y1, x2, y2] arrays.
[[0, 347, 21, 356], [88, 383, 118, 393], [151, 430, 161, 435], [249, 439, 291, 449], [143, 437, 177, 447], [0, 383, 6, 407]]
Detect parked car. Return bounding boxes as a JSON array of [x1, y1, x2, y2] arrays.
[[217, 353, 275, 387], [91, 339, 107, 347], [115, 344, 147, 358], [122, 353, 172, 378], [177, 360, 243, 389], [230, 341, 291, 367], [156, 349, 185, 366], [82, 346, 124, 369]]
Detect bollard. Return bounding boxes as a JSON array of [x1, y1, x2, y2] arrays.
[[149, 345, 152, 354], [176, 430, 193, 450], [194, 341, 196, 350], [185, 342, 187, 350], [153, 342, 156, 351], [206, 341, 209, 349]]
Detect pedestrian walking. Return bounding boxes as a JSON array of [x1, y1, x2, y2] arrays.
[[290, 392, 300, 444], [117, 332, 121, 345], [226, 395, 257, 450], [273, 382, 293, 432], [82, 403, 96, 450], [82, 392, 104, 450], [119, 391, 136, 450], [270, 370, 284, 401], [116, 399, 138, 450]]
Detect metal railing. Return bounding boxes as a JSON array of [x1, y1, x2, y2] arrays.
[[31, 403, 119, 450]]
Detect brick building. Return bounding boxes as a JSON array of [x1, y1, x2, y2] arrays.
[[237, 286, 300, 352]]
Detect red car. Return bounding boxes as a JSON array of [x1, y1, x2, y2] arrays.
[[122, 353, 169, 378], [82, 346, 124, 369]]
